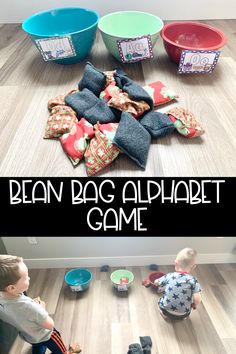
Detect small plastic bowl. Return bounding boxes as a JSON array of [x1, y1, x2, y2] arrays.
[[110, 269, 134, 289], [65, 268, 92, 292], [148, 271, 165, 289], [98, 11, 163, 62], [161, 21, 227, 64], [22, 7, 99, 64]]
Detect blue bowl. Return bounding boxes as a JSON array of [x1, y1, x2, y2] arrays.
[[65, 268, 92, 292], [22, 7, 99, 64]]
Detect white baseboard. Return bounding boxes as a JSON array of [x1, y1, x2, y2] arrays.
[[25, 253, 236, 269]]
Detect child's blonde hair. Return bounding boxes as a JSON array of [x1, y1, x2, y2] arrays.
[[0, 255, 23, 291], [175, 248, 197, 270]]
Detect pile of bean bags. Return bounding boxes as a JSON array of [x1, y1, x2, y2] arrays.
[[44, 62, 205, 175]]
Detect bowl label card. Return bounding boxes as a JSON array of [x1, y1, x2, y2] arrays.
[[71, 285, 83, 292], [117, 35, 153, 63], [35, 36, 76, 61], [178, 50, 221, 74], [117, 284, 128, 291]]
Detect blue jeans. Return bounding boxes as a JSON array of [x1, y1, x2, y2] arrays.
[[32, 329, 67, 354]]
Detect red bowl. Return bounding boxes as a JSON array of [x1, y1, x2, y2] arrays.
[[161, 21, 227, 64], [148, 271, 165, 289]]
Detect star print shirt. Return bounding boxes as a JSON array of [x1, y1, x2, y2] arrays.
[[158, 272, 201, 315]]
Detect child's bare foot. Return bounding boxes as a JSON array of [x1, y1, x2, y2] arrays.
[[69, 343, 82, 353]]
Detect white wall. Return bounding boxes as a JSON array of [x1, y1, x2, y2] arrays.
[[2, 237, 236, 268], [1, 0, 236, 23]]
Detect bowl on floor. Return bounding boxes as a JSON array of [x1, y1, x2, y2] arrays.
[[98, 11, 164, 62], [65, 268, 93, 292], [22, 7, 99, 64], [110, 269, 134, 290], [142, 271, 165, 289], [161, 21, 227, 64]]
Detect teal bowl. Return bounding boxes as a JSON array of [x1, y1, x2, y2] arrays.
[[65, 268, 92, 292], [22, 7, 99, 64], [98, 11, 164, 62]]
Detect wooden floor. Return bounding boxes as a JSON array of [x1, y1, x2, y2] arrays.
[[1, 263, 236, 354], [0, 20, 236, 177]]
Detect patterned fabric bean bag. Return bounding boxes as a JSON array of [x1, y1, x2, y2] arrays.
[[167, 107, 205, 138]]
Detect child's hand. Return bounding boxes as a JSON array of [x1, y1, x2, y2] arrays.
[[33, 296, 41, 304], [154, 279, 159, 285], [157, 286, 165, 294], [33, 297, 46, 309]]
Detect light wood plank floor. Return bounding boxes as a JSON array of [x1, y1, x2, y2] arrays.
[[0, 20, 236, 177], [1, 263, 236, 354]]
